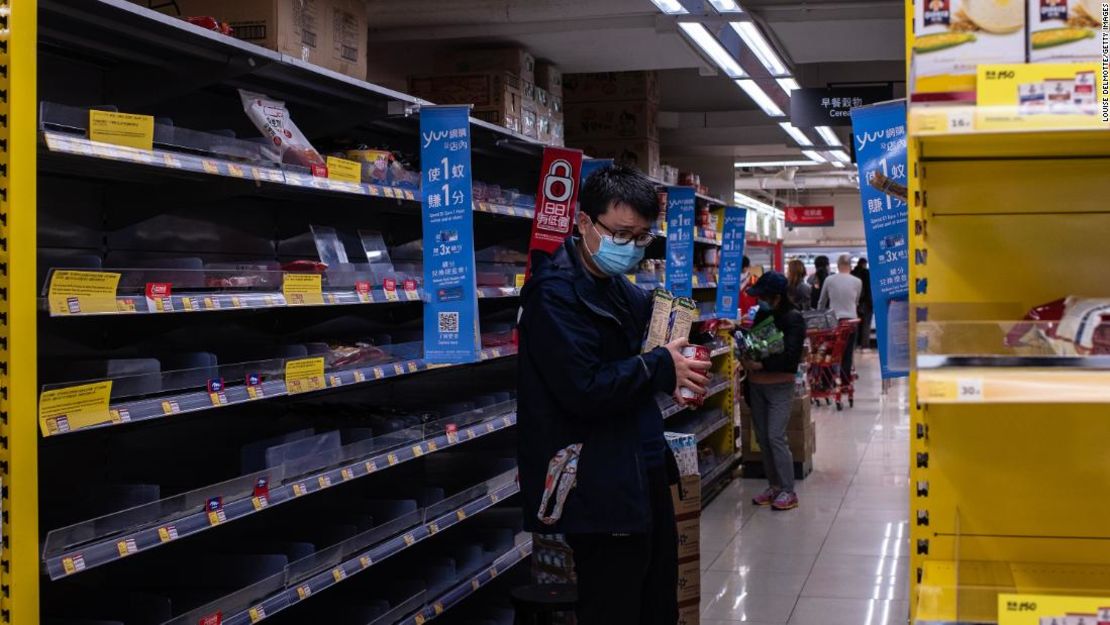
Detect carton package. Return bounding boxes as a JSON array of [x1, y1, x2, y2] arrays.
[[564, 100, 659, 141], [570, 138, 661, 180], [676, 517, 700, 559], [564, 71, 660, 103], [643, 289, 675, 352], [676, 560, 701, 603], [536, 62, 564, 97], [472, 107, 521, 134], [142, 0, 367, 79], [677, 600, 700, 625], [549, 112, 565, 146], [408, 72, 523, 110], [437, 47, 536, 84], [522, 99, 539, 139], [1028, 0, 1102, 62], [671, 474, 702, 518], [911, 0, 1025, 93]]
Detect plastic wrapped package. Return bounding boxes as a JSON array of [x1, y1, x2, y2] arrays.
[[239, 90, 327, 175]]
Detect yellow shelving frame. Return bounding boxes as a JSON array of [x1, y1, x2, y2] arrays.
[[4, 1, 38, 624]]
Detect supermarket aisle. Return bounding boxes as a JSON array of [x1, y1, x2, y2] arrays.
[[700, 352, 910, 625]]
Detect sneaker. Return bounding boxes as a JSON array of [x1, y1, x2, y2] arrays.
[[771, 491, 799, 511], [752, 487, 779, 506]]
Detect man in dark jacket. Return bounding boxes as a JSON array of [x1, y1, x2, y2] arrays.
[[517, 165, 711, 625]]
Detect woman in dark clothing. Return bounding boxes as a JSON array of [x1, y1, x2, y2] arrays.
[[739, 271, 807, 511], [807, 255, 830, 309], [851, 258, 873, 350]]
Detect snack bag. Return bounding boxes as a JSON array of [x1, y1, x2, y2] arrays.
[[239, 90, 327, 176]]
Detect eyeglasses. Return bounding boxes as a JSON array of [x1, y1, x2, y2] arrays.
[[593, 219, 657, 248]]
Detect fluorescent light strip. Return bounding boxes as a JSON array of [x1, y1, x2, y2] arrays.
[[778, 122, 813, 146], [734, 192, 777, 213], [678, 23, 746, 78], [776, 77, 800, 93], [708, 0, 743, 12], [829, 149, 852, 163], [815, 125, 843, 146], [801, 149, 826, 162], [831, 161, 846, 168], [734, 159, 820, 168], [729, 21, 788, 76], [650, 0, 688, 14], [735, 79, 783, 116]]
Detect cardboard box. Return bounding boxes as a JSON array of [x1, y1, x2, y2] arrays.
[[522, 99, 539, 139], [564, 70, 660, 103], [408, 72, 523, 110], [912, 0, 1024, 93], [676, 517, 700, 560], [437, 47, 535, 83], [143, 0, 366, 79], [677, 599, 700, 625], [676, 560, 701, 603], [564, 100, 658, 141], [550, 112, 565, 146], [671, 474, 702, 518], [536, 62, 564, 97], [472, 107, 521, 134], [739, 394, 813, 431], [742, 427, 815, 458], [1028, 0, 1101, 62], [569, 138, 660, 179]]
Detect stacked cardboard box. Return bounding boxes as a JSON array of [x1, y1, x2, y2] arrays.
[[739, 395, 815, 480], [535, 62, 564, 146], [564, 71, 661, 178], [671, 474, 702, 625], [141, 0, 368, 79], [409, 72, 524, 134]]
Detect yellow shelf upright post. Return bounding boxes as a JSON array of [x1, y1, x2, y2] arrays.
[[1, 1, 38, 624]]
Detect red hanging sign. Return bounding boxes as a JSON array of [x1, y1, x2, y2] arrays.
[[524, 147, 584, 280], [784, 205, 835, 228]]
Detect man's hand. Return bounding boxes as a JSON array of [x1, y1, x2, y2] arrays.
[[665, 338, 712, 396]]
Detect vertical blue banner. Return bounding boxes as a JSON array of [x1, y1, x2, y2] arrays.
[[420, 106, 479, 364], [850, 100, 909, 379], [665, 187, 695, 297], [715, 206, 748, 318], [579, 158, 612, 188]]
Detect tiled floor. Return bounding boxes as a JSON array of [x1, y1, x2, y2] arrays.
[[700, 352, 910, 625]]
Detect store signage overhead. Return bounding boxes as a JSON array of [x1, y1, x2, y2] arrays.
[[665, 187, 696, 297], [790, 86, 894, 127], [715, 207, 748, 319], [420, 105, 480, 364], [784, 205, 835, 228]]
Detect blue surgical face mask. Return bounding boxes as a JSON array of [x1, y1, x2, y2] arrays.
[[589, 221, 645, 276]]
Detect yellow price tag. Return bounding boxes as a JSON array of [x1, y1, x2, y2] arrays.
[[252, 496, 268, 511], [62, 555, 85, 575], [116, 539, 136, 557], [365, 460, 378, 473], [998, 593, 1110, 625], [318, 475, 332, 489], [283, 273, 324, 306], [456, 510, 467, 521], [227, 163, 246, 178], [285, 357, 326, 394], [403, 533, 415, 546], [248, 606, 266, 623], [89, 110, 154, 150], [918, 377, 957, 402], [514, 274, 525, 289], [326, 156, 362, 183], [47, 270, 121, 315], [415, 614, 426, 625], [297, 585, 311, 600], [332, 567, 346, 582], [158, 526, 177, 542], [341, 468, 354, 481], [292, 483, 307, 497], [412, 445, 424, 457], [433, 603, 444, 615], [387, 453, 399, 466], [39, 381, 113, 436], [360, 555, 371, 568]]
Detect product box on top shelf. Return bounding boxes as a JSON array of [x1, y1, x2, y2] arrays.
[[563, 70, 660, 103], [142, 0, 367, 79], [569, 138, 660, 179], [536, 61, 564, 97], [911, 0, 1024, 94], [436, 46, 536, 84], [1028, 0, 1102, 62], [564, 100, 658, 141], [408, 72, 523, 110]]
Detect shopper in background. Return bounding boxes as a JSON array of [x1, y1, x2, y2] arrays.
[[786, 259, 812, 310], [807, 255, 830, 309], [738, 255, 759, 321], [819, 254, 863, 385], [740, 272, 806, 510], [852, 258, 873, 350], [517, 165, 711, 625]]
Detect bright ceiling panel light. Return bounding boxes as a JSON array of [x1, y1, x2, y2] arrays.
[[831, 161, 846, 168], [778, 121, 812, 146], [735, 79, 783, 116], [729, 21, 788, 76], [734, 191, 777, 212], [801, 149, 826, 162], [829, 149, 852, 163], [649, 0, 689, 14], [708, 0, 743, 12], [776, 77, 800, 93], [734, 159, 820, 167], [815, 125, 843, 146], [678, 22, 746, 78]]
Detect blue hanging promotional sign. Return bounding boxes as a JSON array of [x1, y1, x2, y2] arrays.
[[579, 158, 612, 188], [715, 206, 748, 318], [665, 187, 696, 297], [850, 99, 910, 379], [420, 105, 479, 364]]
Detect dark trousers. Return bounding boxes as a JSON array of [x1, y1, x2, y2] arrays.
[[841, 332, 855, 385], [857, 304, 873, 349], [565, 466, 678, 625]]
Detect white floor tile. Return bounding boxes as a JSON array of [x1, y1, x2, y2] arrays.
[[701, 587, 799, 623], [787, 597, 908, 625]]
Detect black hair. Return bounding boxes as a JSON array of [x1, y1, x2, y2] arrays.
[[579, 164, 660, 222], [856, 258, 868, 269], [814, 255, 830, 269], [742, 255, 751, 270]]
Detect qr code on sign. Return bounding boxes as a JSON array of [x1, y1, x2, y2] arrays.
[[438, 312, 459, 334]]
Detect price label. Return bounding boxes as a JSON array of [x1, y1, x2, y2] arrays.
[[387, 453, 399, 466], [355, 280, 374, 303], [403, 533, 416, 546], [433, 603, 444, 615], [317, 475, 332, 489], [429, 522, 440, 534], [427, 440, 438, 452], [207, 510, 226, 526], [403, 279, 419, 300], [360, 555, 372, 568], [47, 270, 122, 315], [407, 362, 419, 374], [117, 538, 137, 557], [292, 483, 307, 497], [412, 445, 424, 457], [332, 567, 346, 582], [89, 110, 154, 150], [248, 606, 266, 623], [341, 468, 354, 481], [202, 160, 220, 175], [354, 370, 366, 383], [285, 357, 326, 394], [326, 156, 362, 183], [956, 378, 984, 402], [296, 584, 312, 600], [283, 273, 324, 306], [947, 108, 974, 132], [158, 526, 178, 542], [383, 278, 399, 301], [365, 459, 378, 473], [415, 614, 426, 625], [393, 363, 405, 376], [998, 593, 1110, 625], [39, 381, 113, 436], [62, 554, 86, 575], [227, 163, 246, 178]]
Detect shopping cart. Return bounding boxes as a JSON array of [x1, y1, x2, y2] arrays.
[[806, 319, 860, 411]]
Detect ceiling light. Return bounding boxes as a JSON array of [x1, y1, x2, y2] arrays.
[[829, 149, 852, 163], [734, 191, 777, 212], [708, 0, 743, 12], [734, 159, 820, 167], [831, 161, 846, 168], [815, 125, 843, 146], [801, 150, 826, 162], [729, 21, 788, 76], [735, 79, 783, 116], [776, 77, 800, 93], [649, 0, 688, 14], [778, 122, 812, 146], [678, 23, 746, 78]]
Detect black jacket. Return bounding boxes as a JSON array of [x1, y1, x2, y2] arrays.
[[517, 238, 676, 535], [752, 303, 806, 374]]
